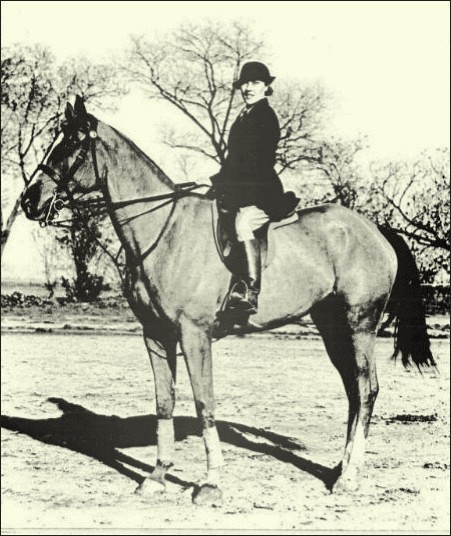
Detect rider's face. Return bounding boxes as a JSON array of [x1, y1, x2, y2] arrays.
[[240, 80, 267, 105]]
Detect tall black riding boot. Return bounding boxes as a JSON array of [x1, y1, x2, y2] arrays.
[[242, 238, 261, 313], [227, 239, 261, 315]]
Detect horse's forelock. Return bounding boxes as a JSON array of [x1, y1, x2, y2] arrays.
[[61, 112, 98, 137]]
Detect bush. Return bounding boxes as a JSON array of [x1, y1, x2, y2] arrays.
[[423, 285, 450, 315], [1, 291, 53, 308], [61, 271, 105, 303]]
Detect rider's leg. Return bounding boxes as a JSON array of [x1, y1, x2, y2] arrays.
[[227, 206, 267, 315], [241, 238, 261, 312]]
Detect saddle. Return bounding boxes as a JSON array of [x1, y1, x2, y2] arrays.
[[212, 200, 299, 275]]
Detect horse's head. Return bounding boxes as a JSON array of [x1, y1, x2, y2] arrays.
[[21, 95, 101, 225]]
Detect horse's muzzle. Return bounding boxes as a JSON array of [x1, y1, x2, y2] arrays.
[[21, 180, 59, 222], [21, 182, 44, 220]]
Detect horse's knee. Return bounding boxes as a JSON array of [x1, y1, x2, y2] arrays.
[[156, 396, 175, 418], [199, 414, 216, 431], [194, 400, 216, 426]]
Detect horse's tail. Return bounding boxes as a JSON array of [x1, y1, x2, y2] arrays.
[[378, 226, 435, 368]]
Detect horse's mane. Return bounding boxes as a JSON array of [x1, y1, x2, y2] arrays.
[[107, 124, 176, 190]]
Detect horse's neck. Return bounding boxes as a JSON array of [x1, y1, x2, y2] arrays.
[[97, 122, 176, 260], [99, 123, 175, 202]]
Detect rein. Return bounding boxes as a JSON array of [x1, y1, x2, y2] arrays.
[[111, 184, 203, 210]]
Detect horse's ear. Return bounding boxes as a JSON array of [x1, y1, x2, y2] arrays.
[[65, 102, 74, 121], [74, 95, 87, 118]]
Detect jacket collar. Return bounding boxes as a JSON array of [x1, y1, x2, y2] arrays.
[[238, 97, 268, 119], [245, 97, 268, 112]]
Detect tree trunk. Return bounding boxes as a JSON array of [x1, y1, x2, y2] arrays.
[[1, 194, 23, 260]]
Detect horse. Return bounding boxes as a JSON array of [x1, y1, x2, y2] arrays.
[[21, 96, 434, 504]]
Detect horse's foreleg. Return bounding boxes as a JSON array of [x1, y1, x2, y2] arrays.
[[135, 332, 177, 496], [179, 320, 224, 505]]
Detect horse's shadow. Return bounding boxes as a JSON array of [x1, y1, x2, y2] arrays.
[[1, 398, 338, 490]]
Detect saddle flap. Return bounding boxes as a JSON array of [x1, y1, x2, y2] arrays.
[[213, 201, 299, 274], [216, 205, 268, 273]]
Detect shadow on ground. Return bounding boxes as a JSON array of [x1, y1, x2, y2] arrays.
[[1, 398, 338, 489]]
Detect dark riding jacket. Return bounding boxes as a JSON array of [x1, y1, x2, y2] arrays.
[[211, 98, 298, 221]]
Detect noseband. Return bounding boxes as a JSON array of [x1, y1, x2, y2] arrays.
[[37, 130, 100, 227]]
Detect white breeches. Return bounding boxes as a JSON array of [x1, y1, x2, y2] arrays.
[[235, 205, 270, 242]]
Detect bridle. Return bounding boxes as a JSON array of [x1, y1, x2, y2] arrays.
[[37, 128, 101, 227], [36, 121, 208, 258]]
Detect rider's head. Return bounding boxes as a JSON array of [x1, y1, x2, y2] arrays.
[[233, 62, 275, 105]]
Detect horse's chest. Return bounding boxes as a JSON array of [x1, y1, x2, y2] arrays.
[[124, 268, 165, 323]]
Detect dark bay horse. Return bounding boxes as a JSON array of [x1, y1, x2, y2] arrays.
[[21, 97, 434, 504]]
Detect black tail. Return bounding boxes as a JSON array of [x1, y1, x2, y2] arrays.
[[378, 226, 435, 368]]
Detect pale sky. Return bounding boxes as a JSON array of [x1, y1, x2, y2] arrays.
[[2, 1, 450, 156], [1, 1, 450, 281]]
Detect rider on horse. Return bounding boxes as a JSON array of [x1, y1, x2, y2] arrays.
[[210, 61, 299, 316]]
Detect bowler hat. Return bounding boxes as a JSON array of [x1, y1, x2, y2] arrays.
[[233, 61, 275, 89]]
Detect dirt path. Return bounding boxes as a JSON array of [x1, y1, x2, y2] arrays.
[[1, 333, 449, 532]]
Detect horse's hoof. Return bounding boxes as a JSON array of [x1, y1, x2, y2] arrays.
[[135, 477, 166, 496], [332, 474, 360, 493], [192, 484, 223, 506]]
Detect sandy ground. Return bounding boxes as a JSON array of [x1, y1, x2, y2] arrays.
[[1, 325, 450, 533]]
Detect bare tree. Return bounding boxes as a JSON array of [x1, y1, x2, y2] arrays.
[[313, 136, 368, 208], [122, 21, 330, 176], [1, 46, 58, 257], [273, 81, 331, 174], [123, 21, 262, 165], [1, 44, 126, 258], [368, 148, 449, 282]]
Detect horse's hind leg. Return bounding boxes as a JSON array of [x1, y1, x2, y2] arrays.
[[311, 295, 381, 492], [135, 328, 177, 496]]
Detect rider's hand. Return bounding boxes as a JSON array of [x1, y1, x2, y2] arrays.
[[205, 187, 217, 200]]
